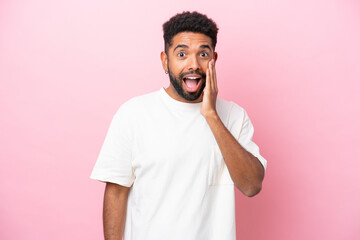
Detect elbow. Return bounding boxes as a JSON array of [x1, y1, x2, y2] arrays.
[[244, 163, 265, 197], [237, 182, 262, 198], [235, 167, 265, 197], [245, 184, 262, 197]]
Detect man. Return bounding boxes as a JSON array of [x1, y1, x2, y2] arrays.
[[91, 11, 267, 240]]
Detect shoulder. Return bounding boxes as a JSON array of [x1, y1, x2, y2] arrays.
[[114, 89, 160, 116], [216, 97, 246, 112], [216, 97, 247, 123]]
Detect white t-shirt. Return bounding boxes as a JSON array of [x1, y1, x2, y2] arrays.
[[90, 87, 267, 240]]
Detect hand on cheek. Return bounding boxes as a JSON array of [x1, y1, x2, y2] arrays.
[[200, 59, 218, 118]]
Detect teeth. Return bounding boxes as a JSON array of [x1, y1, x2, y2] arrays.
[[186, 76, 200, 79]]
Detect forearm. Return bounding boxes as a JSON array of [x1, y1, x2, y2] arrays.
[[103, 183, 130, 240], [205, 113, 264, 197]]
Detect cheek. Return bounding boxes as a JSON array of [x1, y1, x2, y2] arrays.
[[169, 61, 186, 74], [200, 61, 210, 72]]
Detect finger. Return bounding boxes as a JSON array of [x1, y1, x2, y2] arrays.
[[209, 59, 215, 92], [208, 60, 213, 91], [212, 59, 218, 92], [205, 68, 211, 93], [206, 63, 211, 91]]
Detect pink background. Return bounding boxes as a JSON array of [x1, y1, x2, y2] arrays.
[[1, 0, 359, 239]]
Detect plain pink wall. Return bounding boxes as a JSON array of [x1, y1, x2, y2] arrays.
[[1, 0, 359, 239]]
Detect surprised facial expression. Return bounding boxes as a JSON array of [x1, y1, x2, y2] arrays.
[[163, 32, 216, 102]]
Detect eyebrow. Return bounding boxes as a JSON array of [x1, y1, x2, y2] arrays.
[[173, 44, 213, 52], [200, 45, 212, 51], [173, 44, 189, 52]]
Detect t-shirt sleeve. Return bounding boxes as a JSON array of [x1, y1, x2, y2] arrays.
[[229, 102, 267, 171], [90, 103, 135, 187]]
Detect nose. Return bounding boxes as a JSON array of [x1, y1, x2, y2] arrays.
[[187, 55, 200, 71]]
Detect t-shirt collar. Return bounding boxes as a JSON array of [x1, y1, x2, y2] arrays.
[[159, 87, 202, 111]]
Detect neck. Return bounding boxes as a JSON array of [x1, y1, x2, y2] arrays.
[[165, 84, 203, 103]]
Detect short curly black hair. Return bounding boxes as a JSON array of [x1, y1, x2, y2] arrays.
[[162, 11, 219, 54]]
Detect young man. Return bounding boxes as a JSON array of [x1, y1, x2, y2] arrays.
[[91, 11, 267, 240]]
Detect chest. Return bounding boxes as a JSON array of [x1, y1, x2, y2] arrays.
[[133, 111, 216, 169]]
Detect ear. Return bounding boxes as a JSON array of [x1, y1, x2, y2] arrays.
[[214, 52, 218, 63], [160, 51, 168, 73]]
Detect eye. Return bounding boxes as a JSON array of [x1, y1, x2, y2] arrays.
[[177, 52, 186, 57], [200, 52, 208, 57]]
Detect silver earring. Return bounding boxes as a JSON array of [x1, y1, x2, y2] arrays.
[[165, 71, 168, 74]]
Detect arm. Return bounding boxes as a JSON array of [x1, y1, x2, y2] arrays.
[[205, 114, 264, 197], [200, 59, 264, 197], [103, 182, 130, 240]]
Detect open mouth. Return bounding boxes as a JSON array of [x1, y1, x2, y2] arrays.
[[183, 76, 201, 92]]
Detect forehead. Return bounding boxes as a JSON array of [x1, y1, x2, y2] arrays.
[[171, 32, 212, 50]]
